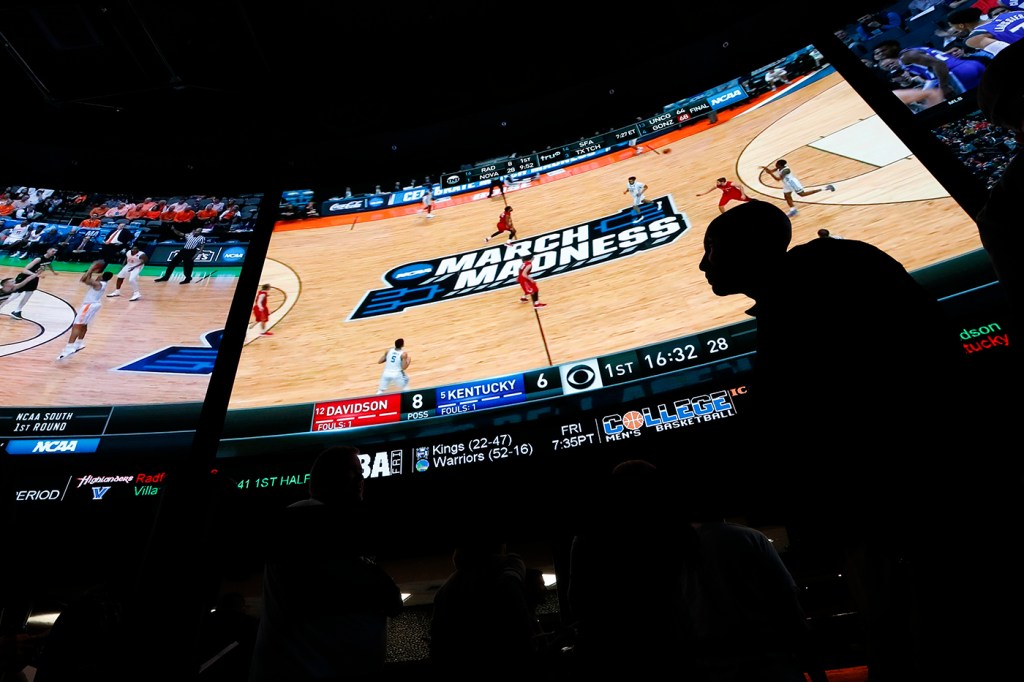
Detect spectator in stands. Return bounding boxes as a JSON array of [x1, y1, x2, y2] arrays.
[[27, 226, 62, 259], [856, 11, 905, 41], [36, 194, 60, 218], [219, 203, 242, 223], [765, 65, 790, 88], [159, 203, 178, 223], [104, 202, 129, 219], [568, 459, 693, 677], [429, 541, 540, 680], [1, 219, 33, 257], [13, 226, 44, 259], [69, 234, 99, 263], [684, 516, 828, 682], [144, 200, 167, 221], [173, 203, 197, 224], [248, 445, 403, 682], [126, 200, 150, 221], [14, 202, 40, 222], [167, 198, 191, 213], [100, 223, 133, 263], [197, 197, 222, 222], [10, 194, 31, 217]]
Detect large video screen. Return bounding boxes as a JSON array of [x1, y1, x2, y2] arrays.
[[833, 1, 1017, 116], [1, 185, 262, 504], [214, 46, 1006, 504]]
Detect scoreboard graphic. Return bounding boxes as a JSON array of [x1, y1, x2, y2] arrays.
[[221, 318, 757, 444]]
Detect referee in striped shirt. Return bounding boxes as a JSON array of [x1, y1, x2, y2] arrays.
[[155, 225, 206, 284]]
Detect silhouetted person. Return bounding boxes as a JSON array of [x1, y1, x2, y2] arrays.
[[976, 38, 1024, 338], [700, 198, 965, 457], [32, 582, 125, 682], [248, 446, 402, 682], [699, 200, 976, 680], [684, 517, 827, 682], [429, 541, 539, 680], [567, 460, 694, 677]]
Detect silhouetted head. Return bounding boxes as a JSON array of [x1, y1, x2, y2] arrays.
[[700, 200, 792, 299], [308, 445, 364, 505], [100, 271, 114, 282], [394, 338, 404, 349], [947, 6, 982, 31], [716, 177, 727, 184], [978, 39, 1024, 132]]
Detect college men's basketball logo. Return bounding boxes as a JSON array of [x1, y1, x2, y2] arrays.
[[349, 196, 690, 320]]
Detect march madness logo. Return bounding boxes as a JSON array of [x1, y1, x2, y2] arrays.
[[349, 196, 689, 320]]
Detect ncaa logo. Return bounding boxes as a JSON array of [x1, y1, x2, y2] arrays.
[[392, 263, 434, 282], [368, 196, 385, 208], [559, 359, 604, 394], [222, 247, 246, 262]]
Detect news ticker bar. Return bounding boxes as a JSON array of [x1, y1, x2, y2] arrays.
[[0, 402, 202, 440], [10, 469, 171, 504], [221, 375, 753, 493], [219, 319, 757, 440]]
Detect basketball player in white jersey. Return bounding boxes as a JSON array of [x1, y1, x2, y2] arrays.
[[623, 176, 651, 223], [58, 266, 114, 359], [106, 244, 147, 301], [376, 338, 411, 394]]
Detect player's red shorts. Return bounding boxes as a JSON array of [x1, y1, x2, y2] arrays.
[[253, 305, 269, 323], [518, 277, 538, 295], [720, 188, 747, 206]]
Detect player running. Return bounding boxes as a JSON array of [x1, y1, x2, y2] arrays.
[[485, 206, 517, 243], [696, 177, 751, 213], [761, 160, 835, 217], [518, 254, 545, 308]]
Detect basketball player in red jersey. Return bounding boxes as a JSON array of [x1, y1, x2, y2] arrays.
[[518, 255, 545, 308], [253, 283, 272, 335], [485, 206, 517, 243], [696, 177, 751, 213]]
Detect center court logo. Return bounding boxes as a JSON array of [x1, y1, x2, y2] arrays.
[[349, 196, 689, 320]]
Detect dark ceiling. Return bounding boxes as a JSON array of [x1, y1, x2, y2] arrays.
[[1, 1, 880, 193]]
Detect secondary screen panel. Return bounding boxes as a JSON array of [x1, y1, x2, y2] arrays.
[[1, 186, 261, 470]]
